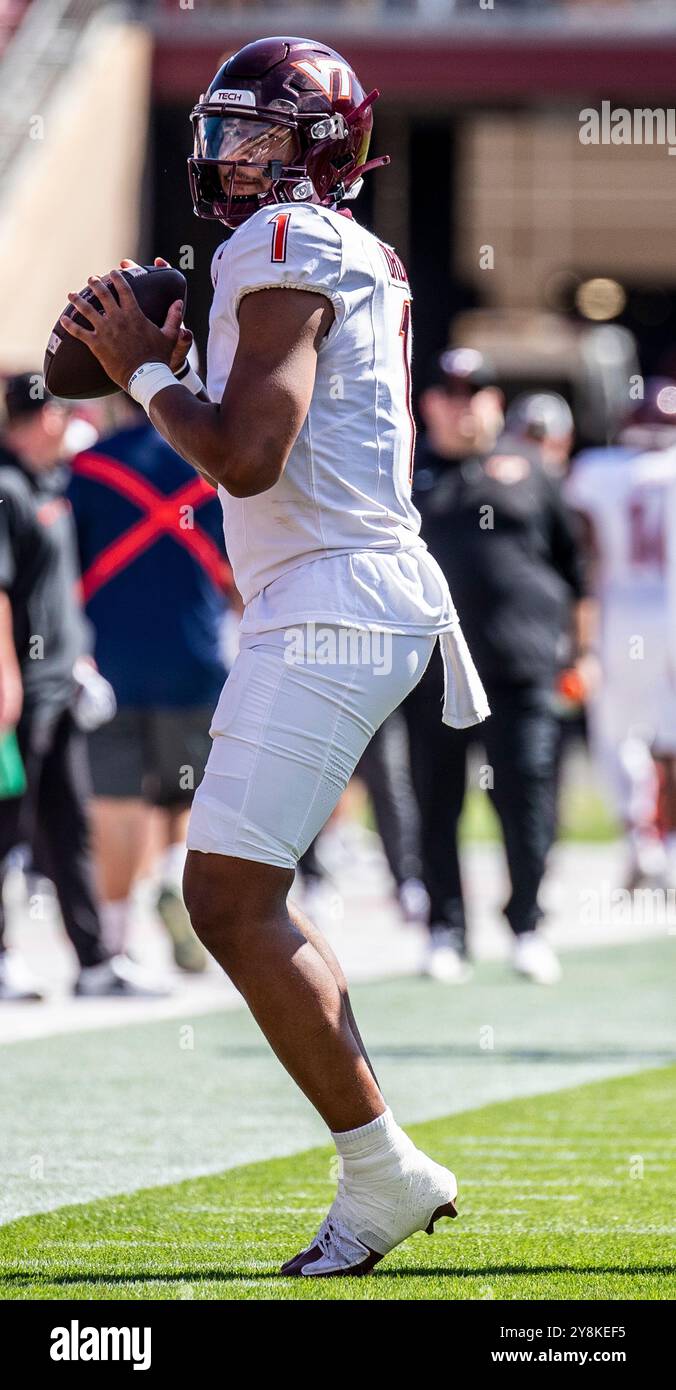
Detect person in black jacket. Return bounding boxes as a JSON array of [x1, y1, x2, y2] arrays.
[[0, 374, 165, 1000], [404, 351, 592, 984]]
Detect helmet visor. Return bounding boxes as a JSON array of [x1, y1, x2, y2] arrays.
[[194, 115, 301, 193]]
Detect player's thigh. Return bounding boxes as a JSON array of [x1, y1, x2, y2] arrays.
[[187, 627, 435, 869]]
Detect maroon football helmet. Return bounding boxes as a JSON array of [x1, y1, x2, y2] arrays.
[[188, 36, 389, 229]]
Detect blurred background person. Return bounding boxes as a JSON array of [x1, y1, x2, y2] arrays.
[[566, 380, 676, 888], [0, 374, 163, 1000], [503, 392, 576, 479], [67, 397, 232, 973], [404, 349, 591, 985], [356, 714, 429, 924]]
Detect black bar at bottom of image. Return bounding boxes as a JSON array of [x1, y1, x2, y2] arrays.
[[0, 1297, 670, 1374]]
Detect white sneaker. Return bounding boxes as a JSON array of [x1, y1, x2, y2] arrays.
[[512, 931, 562, 985], [0, 951, 43, 1001], [282, 1142, 458, 1277], [74, 955, 171, 998], [421, 934, 471, 984]]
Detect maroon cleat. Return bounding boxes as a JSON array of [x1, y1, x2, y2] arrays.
[[281, 1196, 458, 1278]]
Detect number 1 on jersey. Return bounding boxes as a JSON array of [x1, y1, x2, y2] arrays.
[[270, 211, 291, 264]]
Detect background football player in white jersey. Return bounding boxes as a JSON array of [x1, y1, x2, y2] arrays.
[[566, 380, 676, 887], [60, 37, 489, 1277]]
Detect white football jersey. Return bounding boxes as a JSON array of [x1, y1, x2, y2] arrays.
[[206, 202, 424, 612], [565, 445, 676, 606], [204, 201, 490, 729]]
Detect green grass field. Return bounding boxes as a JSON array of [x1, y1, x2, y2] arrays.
[[2, 1065, 674, 1300]]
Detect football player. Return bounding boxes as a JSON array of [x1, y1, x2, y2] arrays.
[[566, 380, 676, 887], [60, 36, 489, 1276]]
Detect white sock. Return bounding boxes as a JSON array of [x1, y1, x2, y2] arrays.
[[158, 842, 187, 895], [332, 1107, 414, 1172], [100, 899, 130, 955]]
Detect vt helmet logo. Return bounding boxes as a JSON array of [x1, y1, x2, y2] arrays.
[[291, 58, 353, 101]]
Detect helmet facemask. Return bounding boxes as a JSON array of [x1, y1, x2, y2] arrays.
[[189, 112, 307, 227]]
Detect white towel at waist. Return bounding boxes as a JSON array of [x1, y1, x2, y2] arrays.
[[439, 627, 491, 729]]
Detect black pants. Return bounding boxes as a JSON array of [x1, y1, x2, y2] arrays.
[[404, 659, 561, 950], [0, 704, 108, 968], [356, 712, 422, 887], [298, 712, 422, 888]]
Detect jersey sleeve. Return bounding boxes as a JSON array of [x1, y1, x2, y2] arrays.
[[223, 205, 346, 326]]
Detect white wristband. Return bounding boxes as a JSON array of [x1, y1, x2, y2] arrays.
[[127, 361, 177, 412], [175, 361, 205, 396]]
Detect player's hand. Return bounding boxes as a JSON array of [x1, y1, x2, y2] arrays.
[[60, 271, 184, 391], [120, 258, 193, 375], [0, 659, 23, 731], [170, 323, 193, 375]]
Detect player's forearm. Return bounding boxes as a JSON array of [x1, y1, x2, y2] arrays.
[[148, 380, 298, 498], [147, 386, 225, 488]]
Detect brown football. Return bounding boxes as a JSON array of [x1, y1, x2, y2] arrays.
[[43, 265, 187, 400]]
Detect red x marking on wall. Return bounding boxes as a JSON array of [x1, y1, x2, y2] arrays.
[[73, 452, 231, 602]]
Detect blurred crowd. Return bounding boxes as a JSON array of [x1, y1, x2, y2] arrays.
[[2, 331, 676, 1001], [0, 377, 232, 999]]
